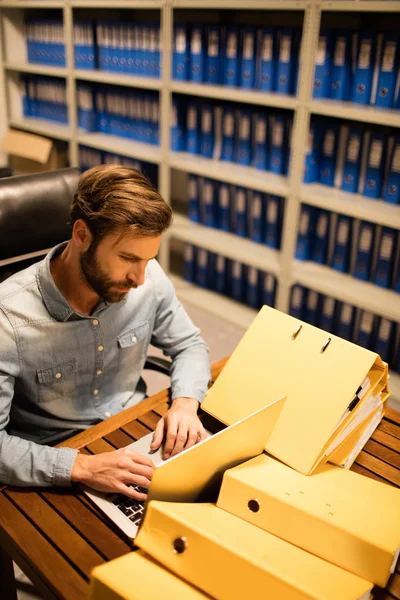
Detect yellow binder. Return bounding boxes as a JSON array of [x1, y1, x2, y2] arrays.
[[202, 305, 387, 475], [216, 454, 400, 587], [89, 550, 212, 600], [136, 501, 373, 600]]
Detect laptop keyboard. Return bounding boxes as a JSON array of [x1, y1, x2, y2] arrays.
[[106, 485, 146, 525]]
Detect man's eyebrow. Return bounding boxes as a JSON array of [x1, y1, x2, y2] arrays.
[[119, 251, 157, 261]]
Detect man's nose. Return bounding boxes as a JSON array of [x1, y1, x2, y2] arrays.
[[128, 265, 146, 287]]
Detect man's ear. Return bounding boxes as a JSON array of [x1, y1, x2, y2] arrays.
[[72, 219, 93, 251]]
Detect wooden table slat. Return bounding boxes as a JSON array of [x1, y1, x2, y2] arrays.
[[104, 428, 135, 449], [385, 408, 400, 427], [378, 421, 400, 441], [152, 402, 170, 417], [3, 489, 104, 577], [121, 420, 152, 440], [39, 490, 132, 561], [363, 440, 400, 470], [350, 464, 396, 487], [0, 494, 89, 600], [355, 452, 400, 487], [138, 411, 160, 430], [372, 430, 400, 454], [388, 572, 400, 599], [85, 438, 117, 455]]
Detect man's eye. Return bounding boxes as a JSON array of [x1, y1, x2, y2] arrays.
[[120, 256, 136, 263]]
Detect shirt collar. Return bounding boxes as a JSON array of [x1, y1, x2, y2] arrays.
[[36, 242, 110, 322]]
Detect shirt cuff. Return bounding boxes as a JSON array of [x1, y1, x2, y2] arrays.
[[171, 387, 206, 404], [52, 447, 80, 486]]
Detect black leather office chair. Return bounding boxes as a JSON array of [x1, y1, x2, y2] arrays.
[[0, 167, 170, 376]]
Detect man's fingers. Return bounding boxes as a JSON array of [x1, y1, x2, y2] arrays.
[[118, 482, 147, 501], [163, 418, 179, 459], [124, 449, 155, 468], [150, 418, 165, 450], [125, 460, 154, 481], [170, 421, 189, 457], [183, 427, 199, 452], [199, 425, 208, 441], [124, 473, 152, 490]]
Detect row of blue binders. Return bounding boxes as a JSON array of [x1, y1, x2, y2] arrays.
[[25, 18, 66, 67], [305, 119, 400, 205], [290, 285, 400, 372], [183, 243, 277, 309], [172, 97, 291, 174], [296, 205, 400, 292], [313, 29, 400, 109], [186, 174, 283, 250], [173, 24, 300, 95], [79, 145, 158, 188], [22, 75, 67, 124], [77, 84, 160, 145]]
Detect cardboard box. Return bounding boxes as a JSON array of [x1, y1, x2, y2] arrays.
[[1, 129, 67, 175]]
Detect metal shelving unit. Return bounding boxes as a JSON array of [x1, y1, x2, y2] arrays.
[[0, 0, 400, 408]]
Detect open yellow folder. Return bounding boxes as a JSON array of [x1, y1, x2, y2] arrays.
[[202, 305, 388, 475], [136, 501, 373, 600], [217, 453, 400, 587]]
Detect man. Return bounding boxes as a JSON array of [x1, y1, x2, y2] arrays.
[[0, 165, 210, 500]]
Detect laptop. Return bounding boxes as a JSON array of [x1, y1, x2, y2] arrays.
[[83, 396, 285, 539]]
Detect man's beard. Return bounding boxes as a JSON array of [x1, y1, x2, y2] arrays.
[[80, 241, 137, 303]]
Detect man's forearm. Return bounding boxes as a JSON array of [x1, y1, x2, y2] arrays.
[[0, 430, 79, 487], [169, 342, 211, 403]]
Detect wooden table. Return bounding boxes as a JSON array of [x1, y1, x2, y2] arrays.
[[0, 357, 399, 600]]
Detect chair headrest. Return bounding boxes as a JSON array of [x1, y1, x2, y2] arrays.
[[0, 167, 80, 260]]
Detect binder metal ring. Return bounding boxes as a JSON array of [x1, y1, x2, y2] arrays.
[[291, 324, 302, 340], [320, 338, 332, 353], [172, 536, 188, 554]]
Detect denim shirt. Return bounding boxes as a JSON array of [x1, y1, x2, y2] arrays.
[[0, 243, 210, 487]]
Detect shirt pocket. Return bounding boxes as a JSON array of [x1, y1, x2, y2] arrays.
[[36, 358, 77, 404], [117, 322, 150, 378]]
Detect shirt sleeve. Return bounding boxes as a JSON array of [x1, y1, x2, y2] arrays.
[[148, 261, 211, 403], [0, 307, 79, 487]]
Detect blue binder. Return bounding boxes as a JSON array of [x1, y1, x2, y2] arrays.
[[264, 194, 282, 250], [289, 285, 306, 320], [295, 204, 316, 260], [320, 124, 338, 187], [186, 102, 200, 154], [261, 272, 276, 307], [311, 209, 330, 264], [303, 121, 322, 183], [353, 220, 375, 281], [240, 27, 257, 89], [202, 178, 217, 227], [372, 318, 396, 364], [190, 25, 205, 83], [331, 214, 353, 273], [183, 244, 196, 282], [253, 112, 268, 171], [362, 133, 386, 199], [319, 295, 337, 333], [355, 310, 376, 349], [351, 31, 376, 105], [233, 187, 247, 238], [383, 137, 400, 205], [217, 182, 231, 232], [336, 302, 356, 341], [221, 107, 236, 162], [214, 254, 227, 295], [375, 34, 399, 109], [304, 290, 320, 326], [188, 174, 200, 223], [245, 266, 260, 308], [223, 26, 240, 87], [236, 110, 252, 166], [331, 30, 352, 101], [230, 260, 244, 302], [275, 28, 294, 95], [248, 191, 264, 243], [171, 98, 186, 151], [269, 115, 286, 174], [373, 226, 397, 288], [258, 28, 275, 92], [341, 128, 363, 194], [205, 25, 221, 84], [313, 30, 332, 99], [200, 104, 214, 158], [195, 248, 210, 288], [173, 26, 189, 80], [393, 258, 400, 293]]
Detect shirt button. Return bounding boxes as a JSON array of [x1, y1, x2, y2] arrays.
[[105, 411, 111, 418], [93, 319, 99, 326], [131, 335, 137, 344], [96, 370, 102, 375], [55, 372, 62, 379], [93, 389, 99, 396], [98, 345, 104, 352]]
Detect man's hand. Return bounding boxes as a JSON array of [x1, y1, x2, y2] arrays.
[[150, 397, 207, 459], [71, 449, 155, 500]]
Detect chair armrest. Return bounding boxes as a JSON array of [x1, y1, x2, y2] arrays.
[[144, 356, 171, 376]]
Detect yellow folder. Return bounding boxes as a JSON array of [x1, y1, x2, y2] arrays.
[[89, 550, 212, 600], [216, 453, 400, 587], [136, 501, 373, 600], [202, 305, 387, 475]]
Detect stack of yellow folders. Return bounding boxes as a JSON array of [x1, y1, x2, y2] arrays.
[[202, 305, 389, 474]]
